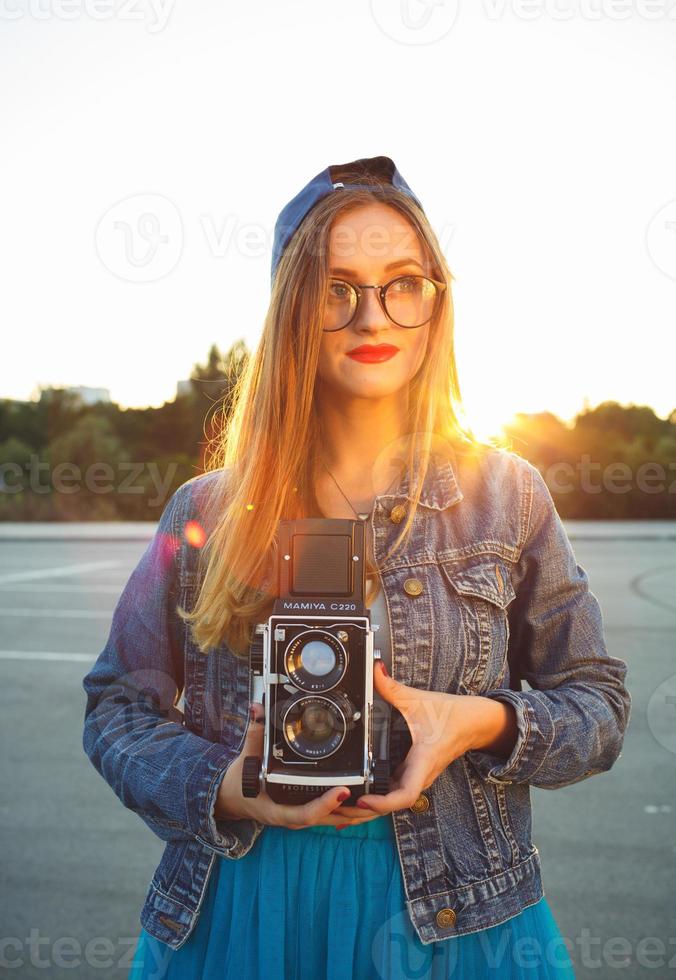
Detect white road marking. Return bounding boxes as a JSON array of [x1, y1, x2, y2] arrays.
[[0, 651, 95, 662], [0, 609, 112, 618], [0, 561, 124, 585], [0, 584, 123, 593]]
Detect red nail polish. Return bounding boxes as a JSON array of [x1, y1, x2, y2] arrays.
[[378, 661, 389, 677], [336, 824, 348, 830], [337, 791, 350, 803], [356, 800, 372, 809]]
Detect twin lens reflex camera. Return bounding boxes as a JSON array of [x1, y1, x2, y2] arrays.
[[241, 517, 392, 807]]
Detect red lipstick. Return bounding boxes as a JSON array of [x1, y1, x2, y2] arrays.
[[346, 344, 399, 363]]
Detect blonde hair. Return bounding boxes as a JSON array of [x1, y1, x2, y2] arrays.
[[179, 178, 505, 657]]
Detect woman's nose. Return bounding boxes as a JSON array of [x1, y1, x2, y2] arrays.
[[353, 287, 389, 328]]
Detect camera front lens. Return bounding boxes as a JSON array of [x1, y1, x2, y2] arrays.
[[282, 692, 355, 759], [301, 702, 334, 740], [299, 639, 336, 677], [285, 629, 347, 693]]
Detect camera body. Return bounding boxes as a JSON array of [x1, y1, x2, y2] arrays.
[[241, 517, 391, 806]]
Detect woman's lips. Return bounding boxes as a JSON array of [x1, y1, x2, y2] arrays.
[[346, 348, 399, 363]]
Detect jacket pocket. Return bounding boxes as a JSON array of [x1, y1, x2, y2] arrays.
[[440, 556, 516, 693], [493, 781, 521, 866], [153, 838, 190, 894]]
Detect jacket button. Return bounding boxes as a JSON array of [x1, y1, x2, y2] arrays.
[[436, 908, 457, 928], [403, 577, 424, 597], [410, 793, 429, 813], [389, 503, 407, 524]]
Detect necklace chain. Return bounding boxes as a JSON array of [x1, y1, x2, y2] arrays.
[[320, 457, 401, 521]]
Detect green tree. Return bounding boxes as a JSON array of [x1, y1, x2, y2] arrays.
[[47, 415, 129, 520]]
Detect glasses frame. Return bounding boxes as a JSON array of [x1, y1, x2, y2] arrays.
[[322, 274, 448, 332]]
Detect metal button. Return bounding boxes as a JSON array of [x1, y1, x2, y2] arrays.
[[436, 908, 457, 928], [403, 577, 424, 597], [389, 503, 407, 524], [410, 793, 429, 813]]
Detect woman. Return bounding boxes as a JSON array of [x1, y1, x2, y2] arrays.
[[82, 156, 631, 978]]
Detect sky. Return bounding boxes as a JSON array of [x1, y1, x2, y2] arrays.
[[2, 0, 675, 443]]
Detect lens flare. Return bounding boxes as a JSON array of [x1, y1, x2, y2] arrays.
[[183, 520, 206, 548]]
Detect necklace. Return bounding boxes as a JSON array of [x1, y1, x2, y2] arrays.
[[320, 457, 401, 522]]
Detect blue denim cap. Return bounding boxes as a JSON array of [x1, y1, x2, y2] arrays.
[[270, 155, 425, 286]]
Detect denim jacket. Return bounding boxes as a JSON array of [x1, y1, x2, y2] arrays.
[[81, 445, 631, 948]]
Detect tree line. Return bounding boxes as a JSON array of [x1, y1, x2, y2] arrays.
[[1, 342, 674, 521]]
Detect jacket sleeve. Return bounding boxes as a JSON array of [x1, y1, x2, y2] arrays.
[[81, 481, 265, 857], [465, 461, 632, 790]]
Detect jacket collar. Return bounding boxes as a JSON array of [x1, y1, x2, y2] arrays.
[[380, 442, 464, 512]]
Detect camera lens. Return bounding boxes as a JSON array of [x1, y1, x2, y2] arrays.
[[282, 691, 355, 759], [299, 639, 335, 676], [285, 629, 347, 693]]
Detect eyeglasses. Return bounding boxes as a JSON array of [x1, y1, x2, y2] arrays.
[[322, 275, 447, 332]]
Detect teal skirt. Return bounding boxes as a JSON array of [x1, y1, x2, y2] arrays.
[[129, 815, 576, 979]]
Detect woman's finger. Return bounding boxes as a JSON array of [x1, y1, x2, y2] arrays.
[[277, 785, 350, 828], [356, 755, 429, 814]]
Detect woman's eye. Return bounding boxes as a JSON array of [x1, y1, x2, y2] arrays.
[[329, 282, 349, 299], [391, 276, 416, 292]]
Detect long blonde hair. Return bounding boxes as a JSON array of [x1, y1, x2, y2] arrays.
[[179, 178, 502, 657]]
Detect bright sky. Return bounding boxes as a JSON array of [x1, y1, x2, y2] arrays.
[[2, 1, 675, 442]]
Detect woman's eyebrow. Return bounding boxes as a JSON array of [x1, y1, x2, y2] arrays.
[[329, 257, 426, 277]]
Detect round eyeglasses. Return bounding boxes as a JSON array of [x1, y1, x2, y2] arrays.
[[323, 275, 447, 332]]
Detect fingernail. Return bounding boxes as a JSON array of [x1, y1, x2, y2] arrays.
[[249, 705, 256, 721], [356, 800, 372, 809], [336, 824, 348, 830], [378, 661, 389, 677], [337, 791, 350, 803]]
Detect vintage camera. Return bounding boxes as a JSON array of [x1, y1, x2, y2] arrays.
[[241, 517, 392, 807]]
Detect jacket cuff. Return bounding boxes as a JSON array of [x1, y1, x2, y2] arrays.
[[465, 689, 556, 785], [192, 742, 266, 859]]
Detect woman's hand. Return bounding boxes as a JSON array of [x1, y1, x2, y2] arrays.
[[347, 661, 518, 818], [214, 703, 382, 831]]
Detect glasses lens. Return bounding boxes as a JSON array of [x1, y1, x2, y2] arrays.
[[384, 276, 438, 327], [324, 280, 358, 331], [323, 276, 440, 331]]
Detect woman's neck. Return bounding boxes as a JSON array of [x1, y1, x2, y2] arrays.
[[314, 387, 411, 484]]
